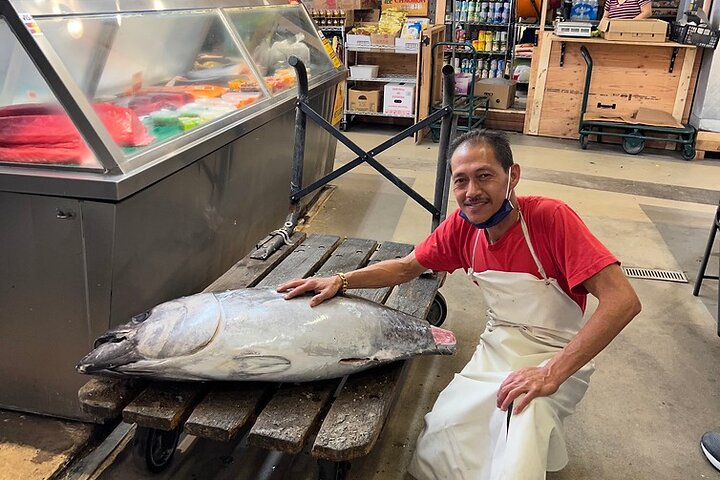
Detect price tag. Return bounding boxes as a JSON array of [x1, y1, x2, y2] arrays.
[[19, 13, 42, 35]]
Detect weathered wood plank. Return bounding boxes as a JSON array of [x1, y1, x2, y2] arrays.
[[205, 232, 307, 292], [77, 378, 146, 422], [313, 238, 378, 278], [311, 364, 406, 462], [247, 236, 379, 454], [78, 232, 307, 421], [256, 234, 343, 288], [184, 384, 270, 442], [123, 384, 205, 431], [312, 260, 445, 461], [352, 242, 414, 303], [386, 271, 447, 320], [247, 381, 337, 454]]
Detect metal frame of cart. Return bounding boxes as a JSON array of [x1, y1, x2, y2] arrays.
[[89, 58, 460, 479], [577, 45, 697, 160]]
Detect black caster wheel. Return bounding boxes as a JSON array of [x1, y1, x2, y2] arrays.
[[318, 460, 350, 480], [339, 122, 348, 132], [426, 292, 448, 327], [681, 144, 696, 161], [579, 134, 588, 150], [132, 426, 181, 473], [622, 131, 645, 155]]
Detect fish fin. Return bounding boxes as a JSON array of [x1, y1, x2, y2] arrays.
[[231, 355, 292, 375], [338, 357, 378, 367]]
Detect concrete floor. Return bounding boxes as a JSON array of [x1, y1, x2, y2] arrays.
[[5, 129, 720, 480]]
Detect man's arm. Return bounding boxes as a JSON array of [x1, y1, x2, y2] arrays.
[[496, 263, 642, 413], [277, 251, 428, 306]]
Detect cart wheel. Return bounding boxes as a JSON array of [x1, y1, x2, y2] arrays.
[[622, 134, 645, 155], [317, 460, 350, 480], [132, 426, 181, 473], [426, 292, 448, 327], [579, 134, 588, 150], [681, 144, 696, 161], [339, 122, 348, 132]]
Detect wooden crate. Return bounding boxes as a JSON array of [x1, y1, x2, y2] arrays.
[[524, 33, 698, 146], [696, 130, 720, 160]]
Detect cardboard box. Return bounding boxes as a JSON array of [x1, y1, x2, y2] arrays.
[[395, 37, 421, 52], [475, 79, 517, 109], [349, 86, 383, 112], [347, 33, 372, 47], [383, 82, 415, 115], [339, 0, 378, 9], [454, 73, 473, 95], [381, 0, 429, 16], [305, 0, 377, 10], [371, 32, 398, 46], [598, 19, 668, 43]]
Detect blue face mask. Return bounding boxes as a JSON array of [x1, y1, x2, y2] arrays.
[[459, 173, 514, 229]]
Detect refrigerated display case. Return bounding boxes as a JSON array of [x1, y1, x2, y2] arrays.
[[0, 0, 344, 420]]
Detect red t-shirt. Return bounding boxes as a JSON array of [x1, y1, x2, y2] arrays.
[[414, 196, 619, 311]]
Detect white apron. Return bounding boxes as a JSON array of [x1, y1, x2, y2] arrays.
[[408, 212, 595, 480]]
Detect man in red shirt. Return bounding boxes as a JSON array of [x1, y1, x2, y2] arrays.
[[278, 129, 641, 479]]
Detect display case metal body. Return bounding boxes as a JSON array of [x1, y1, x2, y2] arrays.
[[0, 0, 343, 420]]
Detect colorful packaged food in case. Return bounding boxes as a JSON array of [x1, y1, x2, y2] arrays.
[[221, 92, 260, 109], [181, 85, 227, 98], [228, 78, 260, 92]]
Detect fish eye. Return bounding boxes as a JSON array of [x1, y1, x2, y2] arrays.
[[131, 310, 151, 323]]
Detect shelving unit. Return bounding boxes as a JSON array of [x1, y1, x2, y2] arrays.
[[442, 0, 517, 79], [341, 25, 446, 143]]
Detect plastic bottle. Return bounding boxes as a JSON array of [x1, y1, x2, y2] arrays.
[[589, 0, 599, 20]]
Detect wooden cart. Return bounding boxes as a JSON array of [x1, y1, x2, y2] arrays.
[[78, 232, 446, 479]]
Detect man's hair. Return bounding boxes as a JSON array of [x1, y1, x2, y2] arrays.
[[447, 129, 514, 172]]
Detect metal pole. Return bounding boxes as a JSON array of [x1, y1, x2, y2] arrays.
[[579, 46, 593, 133], [432, 65, 456, 232], [250, 56, 309, 260], [289, 55, 309, 206]]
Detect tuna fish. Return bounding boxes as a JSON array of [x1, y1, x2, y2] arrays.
[[77, 288, 456, 382]]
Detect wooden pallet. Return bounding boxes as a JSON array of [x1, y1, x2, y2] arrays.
[[696, 130, 720, 160], [77, 233, 444, 467]]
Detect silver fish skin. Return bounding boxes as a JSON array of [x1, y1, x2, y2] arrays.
[[77, 288, 456, 382]]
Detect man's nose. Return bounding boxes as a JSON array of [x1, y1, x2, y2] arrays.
[[466, 179, 481, 198]]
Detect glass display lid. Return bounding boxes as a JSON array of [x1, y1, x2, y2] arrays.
[[0, 0, 342, 174]]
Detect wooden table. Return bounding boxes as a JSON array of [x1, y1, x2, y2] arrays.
[[77, 233, 445, 479]]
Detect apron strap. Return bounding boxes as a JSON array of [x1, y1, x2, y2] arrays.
[[518, 210, 550, 282], [470, 228, 482, 275]]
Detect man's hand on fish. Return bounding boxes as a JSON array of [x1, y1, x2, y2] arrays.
[[277, 276, 342, 306], [496, 366, 560, 414]]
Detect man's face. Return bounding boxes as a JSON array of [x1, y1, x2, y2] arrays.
[[450, 142, 513, 225]]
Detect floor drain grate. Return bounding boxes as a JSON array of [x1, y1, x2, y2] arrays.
[[622, 267, 688, 283]]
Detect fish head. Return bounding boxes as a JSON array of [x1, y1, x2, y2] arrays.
[[77, 293, 222, 376]]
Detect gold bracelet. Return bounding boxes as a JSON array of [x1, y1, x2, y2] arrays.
[[336, 272, 348, 294]]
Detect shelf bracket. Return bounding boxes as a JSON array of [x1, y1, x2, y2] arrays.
[[560, 42, 566, 67], [668, 47, 679, 73]]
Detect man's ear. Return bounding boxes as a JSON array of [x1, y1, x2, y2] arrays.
[[510, 164, 521, 188]]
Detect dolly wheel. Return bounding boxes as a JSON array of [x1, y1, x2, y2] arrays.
[[622, 133, 645, 155], [681, 144, 696, 161], [426, 292, 448, 327], [318, 460, 351, 480], [132, 426, 181, 473], [579, 134, 589, 150]]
